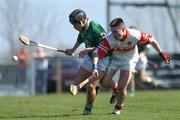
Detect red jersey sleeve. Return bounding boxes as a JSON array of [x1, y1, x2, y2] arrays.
[[97, 38, 111, 58], [138, 32, 153, 46]]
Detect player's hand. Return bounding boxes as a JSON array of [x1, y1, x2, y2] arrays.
[[92, 69, 99, 78], [159, 52, 171, 64], [78, 49, 89, 58], [65, 49, 74, 56]]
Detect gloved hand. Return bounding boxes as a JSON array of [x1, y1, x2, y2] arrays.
[[159, 52, 171, 64]]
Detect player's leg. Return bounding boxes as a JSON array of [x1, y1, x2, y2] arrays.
[[128, 74, 135, 97], [99, 70, 118, 104], [112, 59, 137, 115], [137, 55, 152, 83], [83, 80, 98, 115], [99, 70, 117, 88], [71, 55, 96, 115], [73, 55, 92, 85], [83, 70, 105, 115], [112, 69, 133, 115], [138, 69, 152, 83], [73, 66, 91, 85], [98, 56, 118, 104], [83, 56, 113, 115]]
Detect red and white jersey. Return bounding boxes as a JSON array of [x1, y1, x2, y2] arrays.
[[97, 28, 153, 61]]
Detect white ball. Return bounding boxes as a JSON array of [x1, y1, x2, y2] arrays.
[[12, 56, 18, 61]]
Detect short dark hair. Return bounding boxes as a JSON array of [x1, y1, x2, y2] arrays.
[[110, 18, 125, 28]]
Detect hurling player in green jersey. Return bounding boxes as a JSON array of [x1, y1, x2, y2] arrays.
[[65, 9, 106, 115]]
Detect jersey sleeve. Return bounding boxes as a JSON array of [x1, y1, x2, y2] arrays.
[[97, 38, 111, 58], [138, 32, 153, 46], [91, 22, 106, 46], [129, 29, 153, 46]]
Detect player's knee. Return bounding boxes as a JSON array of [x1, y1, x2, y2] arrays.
[[87, 84, 95, 92]]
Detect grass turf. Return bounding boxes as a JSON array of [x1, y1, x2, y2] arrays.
[[0, 90, 180, 120]]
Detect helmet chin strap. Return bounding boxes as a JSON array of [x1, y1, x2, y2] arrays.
[[81, 26, 86, 31], [80, 19, 88, 31]]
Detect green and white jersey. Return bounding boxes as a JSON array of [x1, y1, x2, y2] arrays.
[[77, 20, 106, 57]]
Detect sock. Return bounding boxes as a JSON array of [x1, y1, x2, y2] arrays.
[[129, 87, 135, 97], [113, 83, 118, 93], [115, 104, 123, 111], [84, 103, 93, 111], [130, 86, 135, 93]]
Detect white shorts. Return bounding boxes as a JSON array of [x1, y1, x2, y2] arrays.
[[98, 56, 112, 72], [136, 56, 148, 70], [81, 55, 111, 72], [105, 55, 139, 73]]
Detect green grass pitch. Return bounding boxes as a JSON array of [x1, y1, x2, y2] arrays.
[[0, 90, 180, 120]]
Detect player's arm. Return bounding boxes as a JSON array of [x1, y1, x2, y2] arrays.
[[65, 33, 84, 56], [92, 49, 99, 77], [71, 41, 81, 52], [78, 47, 96, 58], [78, 37, 106, 58], [148, 37, 162, 53], [65, 41, 81, 56], [149, 37, 171, 64], [138, 32, 170, 64], [92, 38, 111, 77]]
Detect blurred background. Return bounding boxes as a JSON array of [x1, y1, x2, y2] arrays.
[[0, 0, 179, 96]]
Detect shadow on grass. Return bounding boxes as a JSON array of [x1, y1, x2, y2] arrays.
[[0, 112, 113, 119], [0, 113, 82, 119]]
